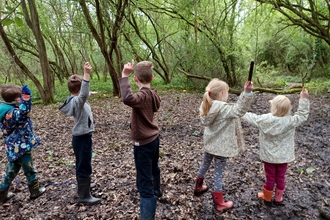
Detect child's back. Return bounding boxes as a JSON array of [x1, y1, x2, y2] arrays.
[[59, 74, 94, 136], [242, 88, 309, 205], [59, 62, 101, 205], [120, 82, 160, 145], [242, 93, 310, 163], [119, 60, 161, 219]]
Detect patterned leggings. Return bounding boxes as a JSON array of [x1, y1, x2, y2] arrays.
[[0, 151, 37, 190], [197, 152, 227, 191]]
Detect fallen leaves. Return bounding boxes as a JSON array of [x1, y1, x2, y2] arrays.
[[0, 92, 329, 219]]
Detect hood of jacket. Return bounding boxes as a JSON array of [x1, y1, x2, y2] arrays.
[[0, 103, 16, 121], [59, 96, 75, 116], [200, 101, 226, 126], [256, 114, 297, 135], [141, 88, 161, 112]]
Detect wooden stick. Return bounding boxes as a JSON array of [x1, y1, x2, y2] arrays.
[[78, 49, 87, 62], [248, 61, 254, 81]]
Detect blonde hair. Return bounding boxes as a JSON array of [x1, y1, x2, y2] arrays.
[[67, 74, 83, 95], [200, 78, 229, 116], [0, 84, 21, 102], [270, 95, 291, 117], [134, 61, 153, 84]]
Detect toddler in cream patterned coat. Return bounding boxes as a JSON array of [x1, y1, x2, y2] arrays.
[[242, 88, 309, 205]]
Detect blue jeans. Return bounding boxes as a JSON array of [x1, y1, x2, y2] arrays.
[[0, 151, 37, 190], [72, 133, 92, 178], [134, 136, 160, 198]]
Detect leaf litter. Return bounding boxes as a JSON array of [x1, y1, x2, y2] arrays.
[[0, 91, 329, 219]]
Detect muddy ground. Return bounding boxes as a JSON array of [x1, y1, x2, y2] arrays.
[[0, 91, 329, 220]]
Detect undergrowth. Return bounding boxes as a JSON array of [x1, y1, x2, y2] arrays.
[[0, 71, 328, 104]]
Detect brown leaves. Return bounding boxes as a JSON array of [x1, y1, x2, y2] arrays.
[[0, 92, 329, 219]]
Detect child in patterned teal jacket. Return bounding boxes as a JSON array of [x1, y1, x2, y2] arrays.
[[0, 84, 45, 203]]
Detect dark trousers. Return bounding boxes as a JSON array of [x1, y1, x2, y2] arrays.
[[0, 151, 37, 190], [72, 133, 92, 178], [134, 136, 160, 198], [264, 161, 288, 191]]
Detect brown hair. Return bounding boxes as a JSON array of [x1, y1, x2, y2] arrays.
[[67, 74, 83, 95], [200, 78, 229, 116], [0, 84, 21, 102], [134, 61, 153, 84], [270, 95, 291, 117]]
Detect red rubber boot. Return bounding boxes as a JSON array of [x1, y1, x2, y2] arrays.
[[212, 191, 234, 212], [194, 176, 208, 196]]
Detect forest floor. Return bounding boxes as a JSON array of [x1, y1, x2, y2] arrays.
[[0, 91, 329, 220]]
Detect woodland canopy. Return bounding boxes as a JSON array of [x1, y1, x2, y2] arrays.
[[0, 0, 330, 103]]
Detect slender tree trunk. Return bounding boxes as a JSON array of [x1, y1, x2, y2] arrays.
[[0, 22, 46, 101], [79, 0, 120, 96], [22, 0, 54, 104]]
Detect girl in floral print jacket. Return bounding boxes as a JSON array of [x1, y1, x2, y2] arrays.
[[194, 78, 254, 212], [242, 88, 309, 205]]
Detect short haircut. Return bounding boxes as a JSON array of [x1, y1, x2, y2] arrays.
[[67, 74, 83, 94], [0, 84, 21, 102], [134, 61, 153, 84], [271, 95, 291, 117]]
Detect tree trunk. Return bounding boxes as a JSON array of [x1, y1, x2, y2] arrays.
[[0, 22, 46, 101], [22, 0, 55, 104], [79, 0, 121, 96]]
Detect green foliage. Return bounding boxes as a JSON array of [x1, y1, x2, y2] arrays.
[[151, 75, 204, 93], [306, 79, 330, 94], [1, 18, 14, 26], [306, 167, 315, 175], [297, 167, 304, 175], [46, 150, 53, 161], [1, 0, 330, 102]]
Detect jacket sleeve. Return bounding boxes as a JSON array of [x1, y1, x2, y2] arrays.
[[241, 112, 263, 127], [119, 77, 145, 108], [289, 98, 310, 126], [242, 99, 310, 131], [220, 92, 254, 119], [74, 80, 90, 108], [5, 94, 32, 134]]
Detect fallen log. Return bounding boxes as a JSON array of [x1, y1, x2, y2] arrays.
[[178, 68, 314, 95]]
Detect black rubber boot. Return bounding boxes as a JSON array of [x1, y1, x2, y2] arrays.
[[76, 177, 96, 189], [77, 177, 101, 205], [28, 180, 46, 200], [0, 187, 15, 204], [140, 196, 157, 220], [153, 178, 162, 198]]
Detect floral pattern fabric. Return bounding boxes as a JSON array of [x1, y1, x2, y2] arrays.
[[0, 95, 40, 162], [241, 99, 310, 163], [200, 92, 254, 157]]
